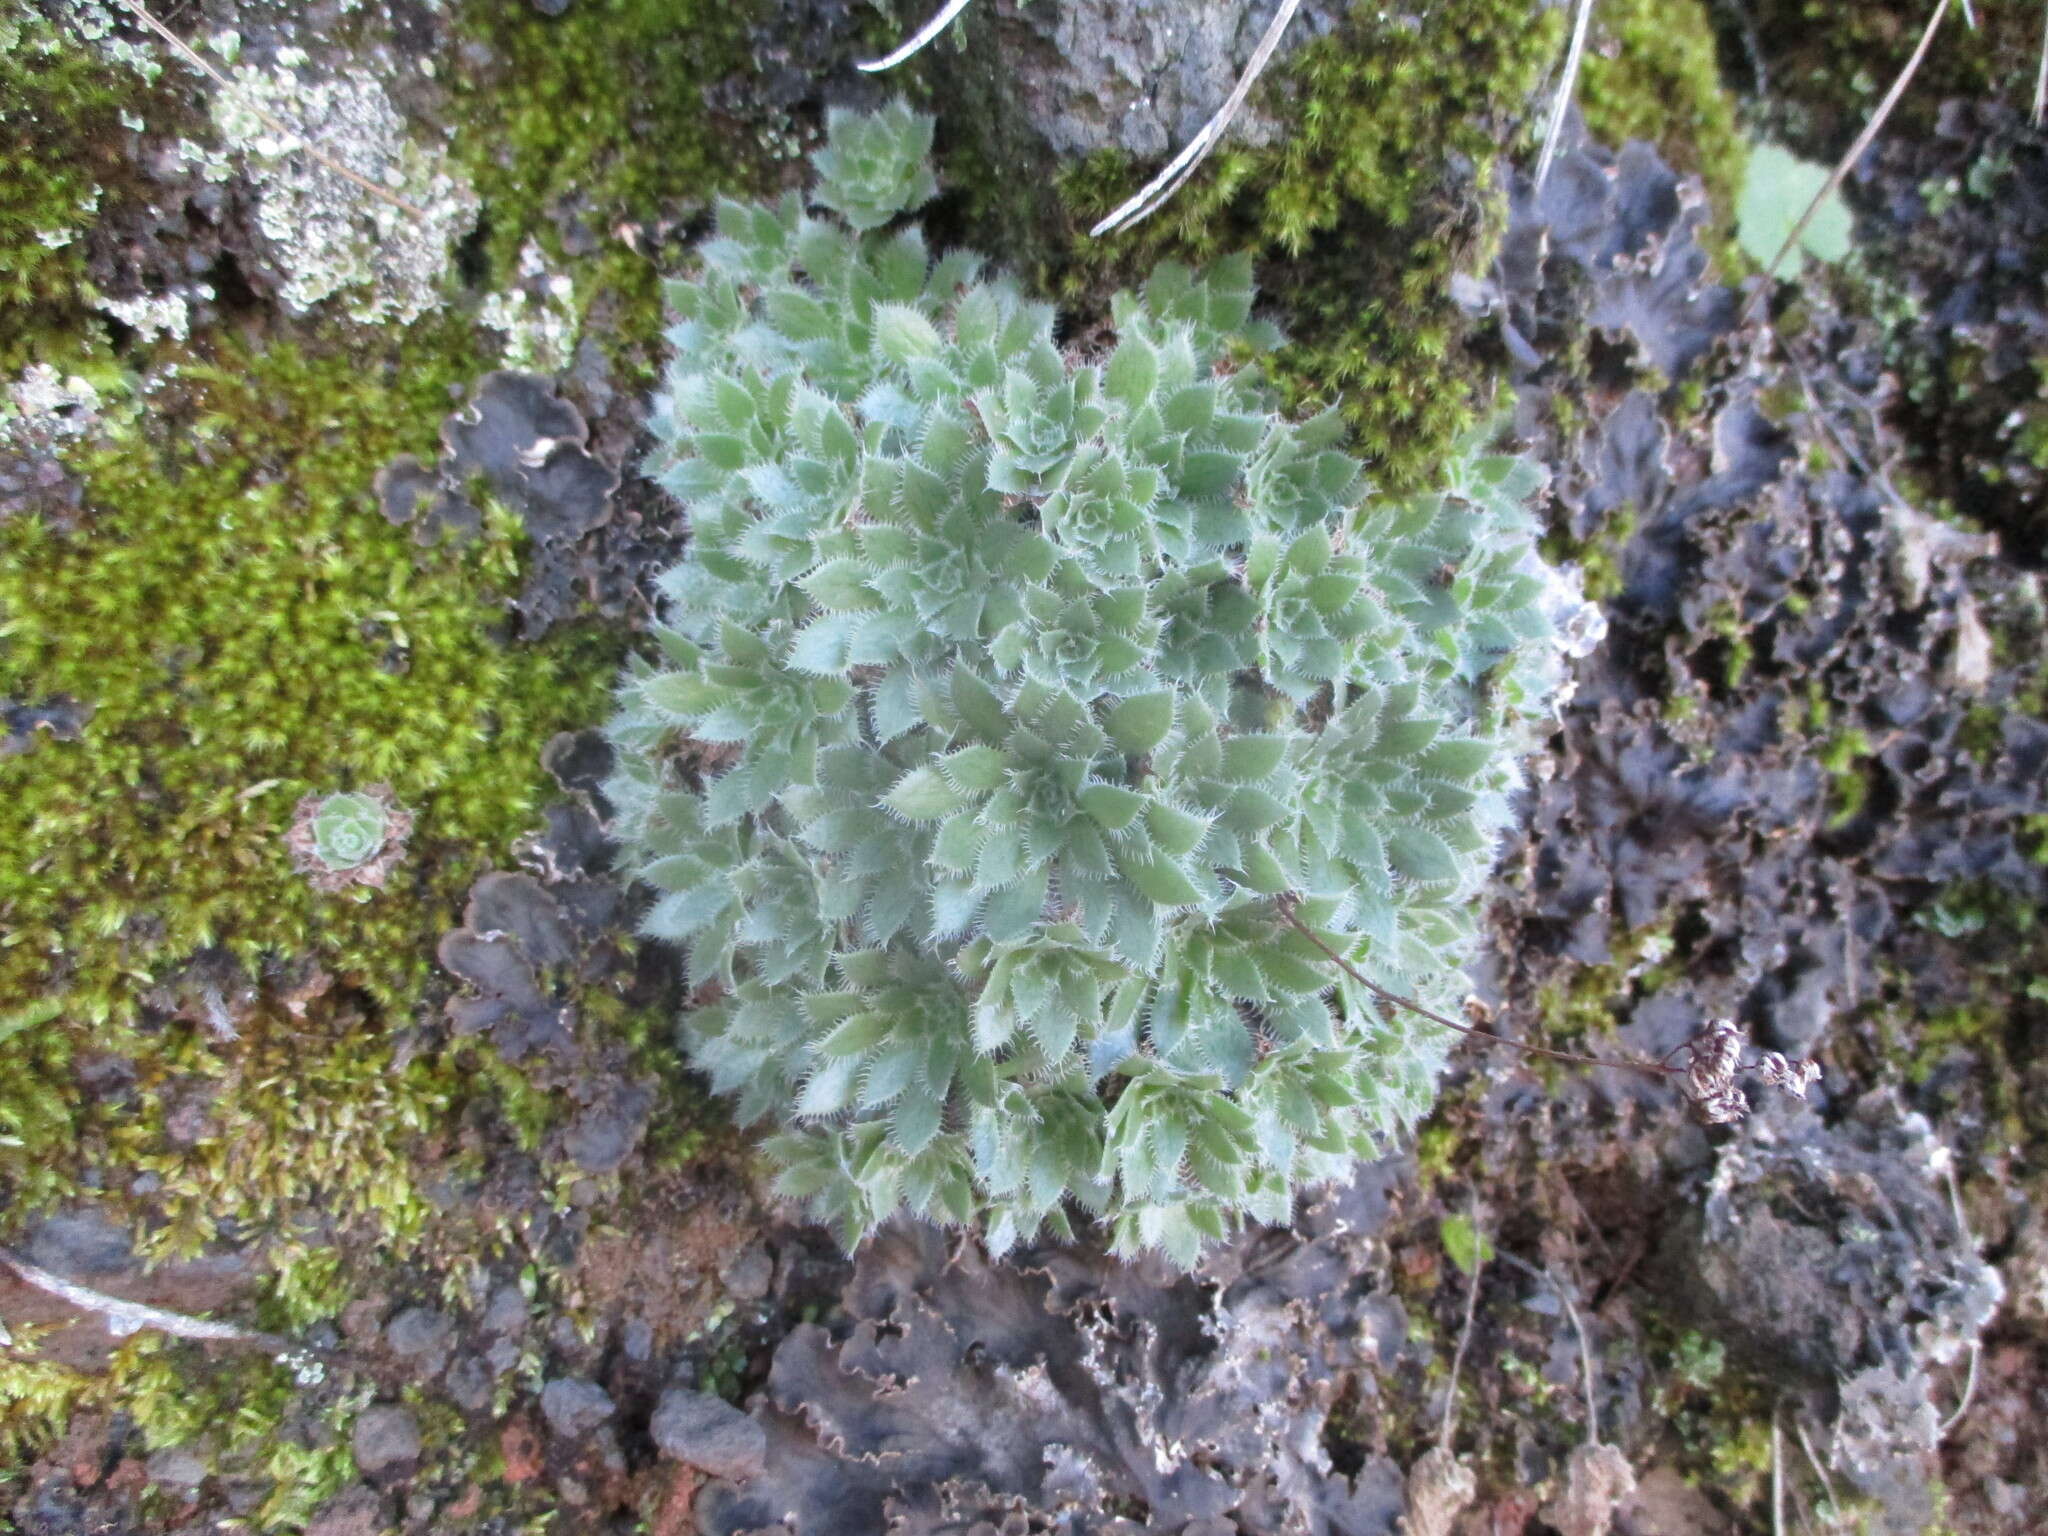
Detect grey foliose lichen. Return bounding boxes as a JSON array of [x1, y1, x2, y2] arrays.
[[1465, 122, 2025, 1532], [697, 1164, 1412, 1536], [201, 43, 477, 323], [1659, 1095, 2001, 1531]]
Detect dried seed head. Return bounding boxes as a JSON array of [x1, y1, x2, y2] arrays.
[[1756, 1051, 1822, 1101], [1674, 1018, 1821, 1126], [1681, 1019, 1743, 1111], [1691, 1084, 1750, 1126]]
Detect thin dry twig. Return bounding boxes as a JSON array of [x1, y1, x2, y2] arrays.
[[1090, 0, 1305, 237], [1495, 1249, 1603, 1444], [1790, 1410, 1839, 1507], [1743, 0, 1950, 317], [856, 0, 978, 73], [1438, 1196, 1486, 1452], [1772, 1409, 1786, 1536], [115, 0, 427, 219], [1937, 1151, 1984, 1438], [1534, 0, 1598, 191], [855, 0, 1302, 236], [0, 1245, 285, 1350], [1274, 894, 1819, 1124], [1942, 1344, 1982, 1438], [2035, 0, 2048, 127], [1275, 895, 1670, 1078], [1553, 1268, 1601, 1442]]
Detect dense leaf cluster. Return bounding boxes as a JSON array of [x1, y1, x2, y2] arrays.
[[607, 103, 1581, 1264]]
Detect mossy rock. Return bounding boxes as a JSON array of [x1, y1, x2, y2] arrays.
[[928, 0, 1744, 492], [0, 331, 614, 1031]]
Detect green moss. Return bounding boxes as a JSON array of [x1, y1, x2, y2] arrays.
[[1632, 1318, 1784, 1520], [1544, 506, 1637, 605], [0, 16, 174, 372], [0, 984, 693, 1479], [1745, 0, 2048, 157], [985, 0, 1749, 490], [2013, 360, 2048, 471], [1911, 999, 2010, 1084], [1756, 378, 1808, 424], [1702, 600, 1753, 689], [0, 3, 754, 1496], [1533, 919, 1679, 1041], [1413, 1120, 1460, 1188], [8, 1341, 373, 1528], [1664, 692, 1701, 726], [1704, 1413, 1774, 1499], [116, 1018, 461, 1262], [1047, 0, 1565, 491], [450, 0, 768, 377], [1667, 1330, 1726, 1391], [1957, 701, 2005, 766], [2023, 813, 2048, 867], [1576, 0, 1747, 221], [0, 312, 662, 1358], [0, 1337, 83, 1469], [0, 329, 616, 1030], [1877, 886, 2048, 1145], [1819, 726, 1875, 828]]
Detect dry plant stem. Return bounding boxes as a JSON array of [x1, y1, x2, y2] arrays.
[[856, 0, 978, 73], [1438, 1197, 1485, 1452], [1743, 0, 1950, 314], [1942, 1344, 1981, 1437], [2035, 0, 2048, 127], [1937, 1154, 1983, 1437], [0, 1246, 288, 1351], [1274, 898, 1674, 1082], [1090, 0, 1306, 237], [116, 0, 428, 219], [1553, 1270, 1600, 1442], [1534, 0, 1598, 191], [1790, 1411, 1839, 1507], [1772, 1410, 1786, 1536]]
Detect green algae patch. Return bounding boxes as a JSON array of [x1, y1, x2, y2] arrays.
[[0, 330, 616, 1030], [1054, 0, 1565, 491]]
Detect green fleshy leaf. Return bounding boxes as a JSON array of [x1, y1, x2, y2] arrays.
[[1386, 823, 1458, 884], [1079, 782, 1145, 831], [884, 766, 973, 821], [611, 107, 1577, 1269], [1105, 692, 1174, 757], [1122, 853, 1202, 908], [874, 303, 945, 365]]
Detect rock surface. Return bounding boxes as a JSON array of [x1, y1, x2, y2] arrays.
[[350, 1406, 421, 1481], [972, 0, 1347, 159], [539, 1378, 615, 1440]]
